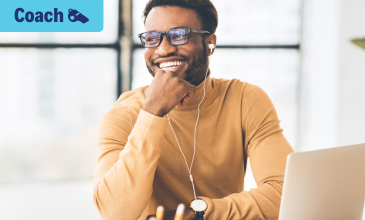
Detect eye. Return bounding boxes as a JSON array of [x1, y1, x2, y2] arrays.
[[146, 37, 157, 42], [174, 34, 184, 39], [170, 29, 188, 41], [144, 32, 160, 43]]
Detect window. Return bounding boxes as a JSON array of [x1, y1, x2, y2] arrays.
[[0, 0, 119, 183], [0, 1, 119, 219]]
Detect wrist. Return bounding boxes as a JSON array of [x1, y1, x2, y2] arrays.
[[190, 198, 207, 219], [185, 206, 197, 219], [142, 101, 165, 117]]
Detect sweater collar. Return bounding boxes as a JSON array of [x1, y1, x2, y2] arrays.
[[186, 70, 213, 106]]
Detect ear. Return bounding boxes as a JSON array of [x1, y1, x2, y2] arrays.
[[205, 34, 217, 56]]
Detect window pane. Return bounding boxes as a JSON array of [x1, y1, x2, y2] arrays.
[[212, 0, 301, 45], [132, 0, 301, 45], [0, 0, 118, 44], [0, 180, 100, 220], [133, 0, 148, 44], [210, 48, 300, 146], [132, 49, 153, 89], [132, 48, 299, 147], [0, 48, 117, 182]]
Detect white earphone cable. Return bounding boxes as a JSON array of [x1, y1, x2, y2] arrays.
[[166, 53, 212, 200]]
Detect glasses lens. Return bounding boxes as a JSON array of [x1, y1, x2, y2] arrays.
[[168, 28, 189, 45], [143, 32, 161, 47]]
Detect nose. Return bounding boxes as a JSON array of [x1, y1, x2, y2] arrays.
[[154, 34, 177, 56]]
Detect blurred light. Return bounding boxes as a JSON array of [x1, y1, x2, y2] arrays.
[[0, 179, 100, 220], [0, 48, 117, 183]]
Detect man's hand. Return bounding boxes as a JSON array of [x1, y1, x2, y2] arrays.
[[145, 206, 196, 220], [142, 70, 196, 117]]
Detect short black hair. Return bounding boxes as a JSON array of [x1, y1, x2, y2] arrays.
[[143, 0, 218, 34]]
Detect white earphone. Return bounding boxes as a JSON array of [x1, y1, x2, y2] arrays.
[[208, 44, 215, 55], [166, 42, 214, 200]]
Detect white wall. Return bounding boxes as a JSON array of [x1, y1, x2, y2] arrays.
[[301, 2, 365, 218], [338, 0, 365, 146], [300, 0, 365, 151]]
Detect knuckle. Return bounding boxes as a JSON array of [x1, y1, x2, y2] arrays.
[[172, 77, 180, 83], [156, 70, 165, 75], [176, 85, 184, 93]]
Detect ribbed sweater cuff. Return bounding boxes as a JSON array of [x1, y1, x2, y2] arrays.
[[129, 109, 168, 146], [198, 196, 228, 219]]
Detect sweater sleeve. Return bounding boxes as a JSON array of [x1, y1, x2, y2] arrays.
[[93, 107, 168, 220], [199, 83, 294, 220]]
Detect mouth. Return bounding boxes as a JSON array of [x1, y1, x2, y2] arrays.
[[158, 61, 185, 72]]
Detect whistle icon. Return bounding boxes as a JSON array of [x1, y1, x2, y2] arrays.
[[68, 9, 89, 24]]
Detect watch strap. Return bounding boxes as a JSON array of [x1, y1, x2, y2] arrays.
[[195, 211, 205, 220]]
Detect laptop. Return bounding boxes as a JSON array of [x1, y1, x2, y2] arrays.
[[279, 143, 365, 220]]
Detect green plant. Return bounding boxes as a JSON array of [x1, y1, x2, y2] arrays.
[[351, 37, 365, 50]]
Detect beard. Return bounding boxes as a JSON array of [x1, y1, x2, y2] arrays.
[[146, 41, 208, 86]]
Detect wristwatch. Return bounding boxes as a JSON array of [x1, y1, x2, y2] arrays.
[[190, 198, 207, 220]]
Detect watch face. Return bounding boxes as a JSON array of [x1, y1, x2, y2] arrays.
[[191, 199, 207, 212]]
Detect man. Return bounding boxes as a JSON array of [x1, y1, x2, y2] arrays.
[[93, 0, 294, 219]]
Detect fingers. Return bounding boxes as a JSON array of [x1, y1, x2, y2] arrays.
[[179, 79, 196, 104], [156, 206, 164, 220], [147, 69, 197, 114], [155, 69, 166, 75], [181, 95, 191, 107], [175, 83, 196, 109], [176, 90, 195, 109], [183, 89, 196, 105], [162, 70, 177, 77], [175, 103, 182, 110], [174, 204, 185, 220], [176, 97, 192, 109]]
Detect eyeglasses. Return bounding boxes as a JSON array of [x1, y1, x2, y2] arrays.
[[138, 28, 210, 48]]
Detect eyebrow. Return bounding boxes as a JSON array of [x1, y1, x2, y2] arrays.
[[147, 26, 189, 32]]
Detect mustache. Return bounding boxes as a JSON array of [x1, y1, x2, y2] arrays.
[[151, 54, 189, 66]]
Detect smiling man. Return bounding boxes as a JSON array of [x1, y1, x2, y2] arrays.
[[93, 0, 294, 220]]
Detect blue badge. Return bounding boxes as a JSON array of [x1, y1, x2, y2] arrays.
[[0, 0, 103, 32]]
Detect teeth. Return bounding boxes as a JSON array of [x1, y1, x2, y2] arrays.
[[159, 61, 183, 69]]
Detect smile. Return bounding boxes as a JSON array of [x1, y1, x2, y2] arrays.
[[159, 61, 184, 69]]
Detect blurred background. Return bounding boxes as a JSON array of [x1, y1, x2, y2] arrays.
[[0, 0, 364, 219]]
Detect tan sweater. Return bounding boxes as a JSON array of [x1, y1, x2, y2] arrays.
[[93, 73, 294, 220]]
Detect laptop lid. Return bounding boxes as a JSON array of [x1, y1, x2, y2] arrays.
[[279, 143, 365, 220]]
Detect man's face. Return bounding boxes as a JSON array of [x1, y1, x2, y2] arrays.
[[144, 6, 208, 86]]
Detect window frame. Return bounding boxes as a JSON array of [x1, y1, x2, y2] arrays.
[[0, 0, 123, 99]]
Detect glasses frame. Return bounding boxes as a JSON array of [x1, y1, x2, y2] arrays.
[[138, 28, 210, 48]]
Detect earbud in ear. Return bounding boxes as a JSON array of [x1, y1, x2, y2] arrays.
[[208, 44, 215, 55]]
